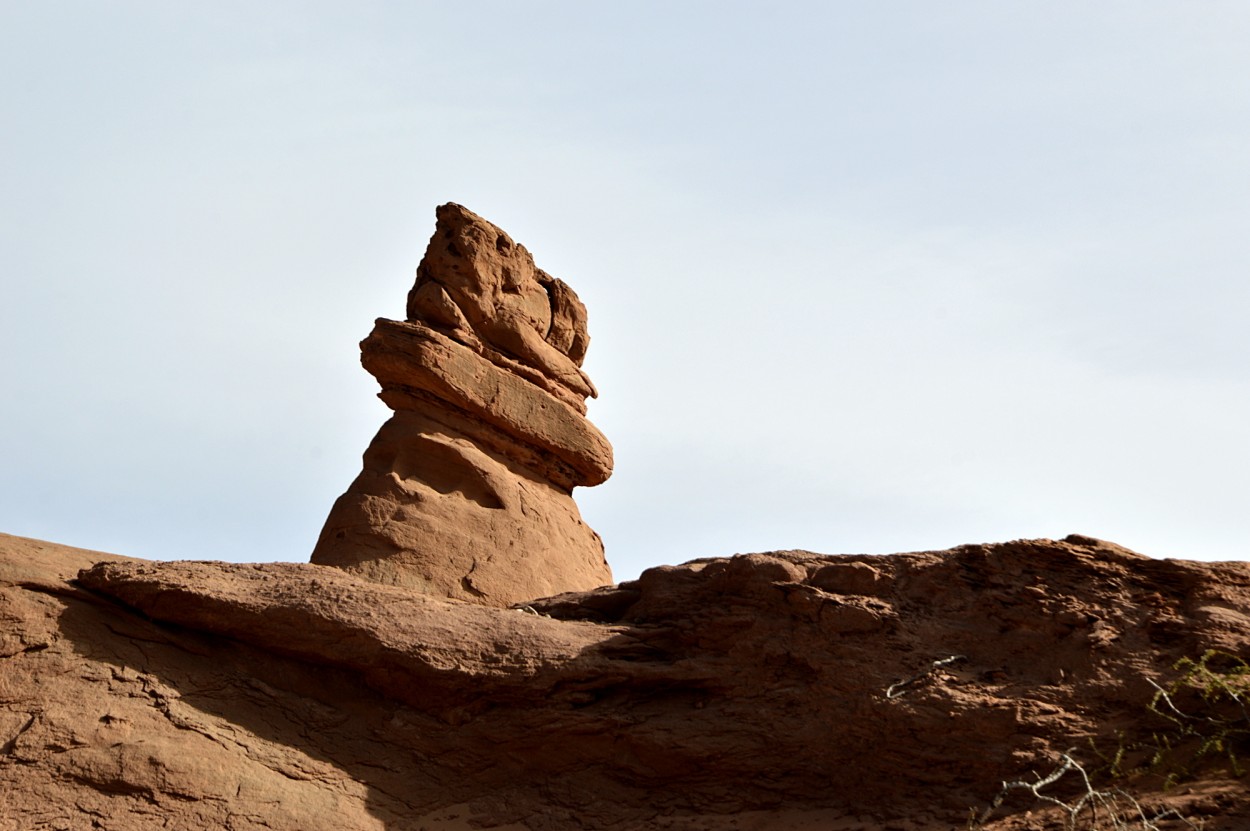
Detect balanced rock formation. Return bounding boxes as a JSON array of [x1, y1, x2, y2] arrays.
[[310, 204, 613, 605], [5, 531, 1250, 830]]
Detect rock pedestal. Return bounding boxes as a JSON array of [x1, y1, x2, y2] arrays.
[[310, 204, 613, 605]]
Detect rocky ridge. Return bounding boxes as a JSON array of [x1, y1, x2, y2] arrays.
[[4, 531, 1250, 830]]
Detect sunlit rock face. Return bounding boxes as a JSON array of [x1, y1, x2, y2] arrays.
[[310, 204, 613, 605]]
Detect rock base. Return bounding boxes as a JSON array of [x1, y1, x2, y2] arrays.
[[311, 404, 610, 604], [7, 532, 1250, 830]]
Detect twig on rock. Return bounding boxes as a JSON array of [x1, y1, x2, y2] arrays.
[[974, 750, 1202, 830], [885, 654, 966, 699]]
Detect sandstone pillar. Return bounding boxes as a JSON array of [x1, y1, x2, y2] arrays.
[[311, 204, 613, 605]]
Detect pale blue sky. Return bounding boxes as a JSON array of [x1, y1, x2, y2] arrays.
[[3, 2, 1248, 580]]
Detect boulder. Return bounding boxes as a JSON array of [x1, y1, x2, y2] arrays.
[[310, 204, 612, 605]]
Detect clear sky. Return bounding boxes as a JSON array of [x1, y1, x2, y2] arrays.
[[3, 3, 1248, 582]]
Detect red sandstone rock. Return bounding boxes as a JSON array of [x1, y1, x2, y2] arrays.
[[406, 203, 597, 409], [362, 320, 612, 488], [310, 204, 612, 605], [5, 531, 1250, 830]]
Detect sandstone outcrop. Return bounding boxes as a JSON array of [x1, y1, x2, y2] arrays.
[[5, 530, 1250, 830], [310, 204, 612, 605]]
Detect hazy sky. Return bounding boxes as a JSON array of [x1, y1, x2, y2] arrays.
[[3, 3, 1248, 582]]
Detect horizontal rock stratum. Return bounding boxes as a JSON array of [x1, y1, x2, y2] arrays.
[[310, 204, 612, 605], [4, 531, 1250, 830]]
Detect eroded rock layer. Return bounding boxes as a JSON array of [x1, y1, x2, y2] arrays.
[[5, 531, 1250, 830], [310, 204, 612, 605]]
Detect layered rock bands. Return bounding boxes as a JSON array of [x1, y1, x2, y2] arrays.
[[310, 204, 613, 605]]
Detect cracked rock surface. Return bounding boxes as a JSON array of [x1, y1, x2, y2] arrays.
[[5, 531, 1250, 830]]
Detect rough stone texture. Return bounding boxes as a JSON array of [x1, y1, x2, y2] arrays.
[[6, 530, 1250, 830], [310, 204, 612, 605]]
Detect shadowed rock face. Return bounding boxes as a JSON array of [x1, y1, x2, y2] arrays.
[[6, 532, 1250, 830], [310, 204, 612, 606]]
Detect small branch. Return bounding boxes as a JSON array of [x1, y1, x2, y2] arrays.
[[886, 654, 966, 699], [974, 751, 1203, 831]]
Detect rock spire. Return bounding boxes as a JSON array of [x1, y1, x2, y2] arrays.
[[310, 204, 613, 605]]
